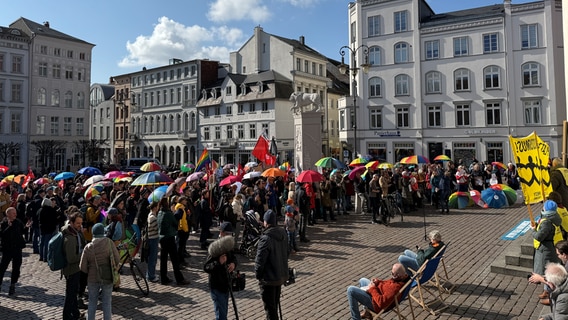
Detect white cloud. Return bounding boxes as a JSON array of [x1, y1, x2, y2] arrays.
[[282, 0, 321, 8], [118, 17, 245, 68], [207, 0, 271, 23]]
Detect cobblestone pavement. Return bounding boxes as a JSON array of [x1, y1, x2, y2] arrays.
[[0, 203, 545, 319]]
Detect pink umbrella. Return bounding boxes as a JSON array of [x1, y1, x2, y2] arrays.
[[34, 177, 50, 185], [105, 171, 125, 179], [348, 166, 367, 180]]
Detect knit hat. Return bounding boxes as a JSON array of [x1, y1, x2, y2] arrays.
[[544, 200, 558, 213], [107, 208, 118, 216], [263, 209, 277, 226], [92, 223, 105, 238], [220, 221, 233, 233], [41, 197, 52, 207]]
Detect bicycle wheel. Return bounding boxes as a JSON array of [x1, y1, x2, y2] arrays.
[[130, 260, 149, 296], [380, 202, 390, 226]]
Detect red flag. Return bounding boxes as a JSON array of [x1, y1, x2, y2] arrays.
[[22, 167, 35, 188], [237, 163, 245, 178], [252, 135, 273, 164]]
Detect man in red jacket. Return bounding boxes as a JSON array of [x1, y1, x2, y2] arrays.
[[346, 263, 409, 320]]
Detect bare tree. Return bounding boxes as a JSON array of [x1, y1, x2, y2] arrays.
[[73, 139, 109, 167], [0, 142, 23, 166], [31, 140, 67, 173]]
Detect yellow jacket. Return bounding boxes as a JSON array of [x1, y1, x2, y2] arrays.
[[175, 203, 189, 232]]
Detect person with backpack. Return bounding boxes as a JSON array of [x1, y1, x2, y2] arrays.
[[62, 211, 86, 320], [38, 197, 64, 262], [0, 207, 27, 296]]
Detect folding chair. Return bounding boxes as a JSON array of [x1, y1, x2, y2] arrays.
[[433, 242, 455, 294], [367, 276, 416, 320], [408, 256, 449, 316]]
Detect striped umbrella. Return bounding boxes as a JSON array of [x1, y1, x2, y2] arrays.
[[400, 155, 430, 164], [349, 157, 369, 167]]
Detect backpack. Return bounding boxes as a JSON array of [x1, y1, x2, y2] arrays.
[[47, 232, 67, 271]]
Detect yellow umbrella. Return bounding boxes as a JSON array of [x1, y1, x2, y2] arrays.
[[378, 162, 394, 170], [2, 175, 15, 183]]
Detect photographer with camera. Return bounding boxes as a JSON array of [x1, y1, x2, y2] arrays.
[[204, 222, 238, 320], [255, 209, 289, 320]]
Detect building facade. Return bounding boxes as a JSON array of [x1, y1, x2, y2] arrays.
[[342, 0, 564, 165], [89, 83, 114, 164]]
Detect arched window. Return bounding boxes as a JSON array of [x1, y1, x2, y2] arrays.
[[169, 115, 174, 132], [191, 112, 196, 131], [395, 74, 410, 95], [522, 62, 539, 86], [149, 116, 154, 133], [184, 113, 189, 131], [454, 68, 470, 91], [156, 116, 161, 133], [51, 90, 60, 106], [369, 46, 381, 66], [64, 91, 72, 108], [77, 92, 85, 109], [368, 77, 382, 97], [425, 71, 442, 94], [37, 88, 46, 105], [176, 114, 181, 132], [484, 66, 500, 89], [144, 117, 148, 133], [394, 42, 409, 63]]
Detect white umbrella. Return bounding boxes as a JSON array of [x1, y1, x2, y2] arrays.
[[231, 181, 243, 194], [245, 161, 258, 168], [82, 175, 105, 187], [243, 171, 261, 180]]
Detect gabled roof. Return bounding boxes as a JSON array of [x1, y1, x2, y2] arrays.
[[9, 17, 94, 46], [421, 4, 504, 27], [271, 34, 327, 59], [0, 25, 31, 42]]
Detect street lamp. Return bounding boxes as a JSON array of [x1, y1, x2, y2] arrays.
[[115, 92, 128, 163], [338, 44, 370, 159]]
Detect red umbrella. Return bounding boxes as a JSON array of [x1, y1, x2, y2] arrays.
[[219, 175, 241, 187], [348, 166, 367, 180], [0, 165, 8, 174], [296, 170, 324, 183]]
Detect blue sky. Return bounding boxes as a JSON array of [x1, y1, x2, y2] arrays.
[[1, 0, 534, 84]]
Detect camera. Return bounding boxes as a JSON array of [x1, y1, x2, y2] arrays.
[[285, 268, 296, 286]]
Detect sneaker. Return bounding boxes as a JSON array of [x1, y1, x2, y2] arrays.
[[148, 277, 160, 283]]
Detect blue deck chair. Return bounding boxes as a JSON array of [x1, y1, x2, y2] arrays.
[[367, 275, 416, 320], [408, 256, 449, 316]]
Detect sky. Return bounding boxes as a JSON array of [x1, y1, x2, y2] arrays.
[[1, 0, 535, 84]]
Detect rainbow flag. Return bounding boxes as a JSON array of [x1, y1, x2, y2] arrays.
[[195, 148, 211, 172], [279, 162, 290, 171]]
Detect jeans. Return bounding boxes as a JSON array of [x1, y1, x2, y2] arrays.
[[260, 284, 282, 320], [210, 288, 229, 320], [355, 192, 368, 214], [347, 278, 374, 320], [336, 197, 345, 214], [87, 282, 113, 320], [40, 232, 55, 261], [398, 250, 419, 275], [146, 238, 159, 280], [31, 226, 40, 253], [63, 272, 81, 320]]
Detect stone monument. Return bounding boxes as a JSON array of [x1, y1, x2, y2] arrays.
[[289, 92, 323, 172]]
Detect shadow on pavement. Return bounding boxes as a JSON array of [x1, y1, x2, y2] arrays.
[[0, 305, 41, 319]]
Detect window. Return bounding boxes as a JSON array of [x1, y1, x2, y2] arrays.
[[319, 64, 323, 76], [67, 50, 73, 58], [64, 117, 72, 135], [0, 80, 3, 101], [204, 127, 210, 140], [77, 92, 85, 108], [11, 82, 22, 102], [11, 113, 21, 133], [54, 48, 61, 56], [456, 104, 470, 126], [78, 68, 85, 81], [36, 115, 45, 134], [53, 64, 61, 78], [453, 37, 468, 56], [483, 66, 500, 89], [368, 15, 380, 36], [524, 99, 541, 124], [522, 62, 539, 86], [483, 33, 498, 53], [51, 90, 60, 106], [262, 102, 268, 111], [237, 124, 244, 139], [51, 116, 59, 135], [215, 106, 221, 116], [521, 24, 538, 49], [312, 62, 316, 75], [226, 86, 232, 96], [156, 116, 161, 132], [426, 72, 442, 94], [65, 91, 73, 108], [238, 104, 244, 114], [369, 46, 381, 65], [351, 22, 356, 43], [428, 105, 441, 127], [394, 11, 408, 32], [395, 74, 410, 96], [65, 66, 73, 80], [40, 45, 48, 54], [215, 126, 221, 140], [296, 58, 301, 71], [262, 123, 269, 136], [0, 53, 4, 72], [226, 104, 232, 115], [369, 77, 382, 97], [0, 113, 2, 133], [394, 42, 408, 63], [249, 124, 256, 139], [12, 56, 22, 73], [39, 62, 48, 77], [37, 88, 46, 105], [396, 106, 409, 128], [177, 88, 181, 103], [227, 125, 233, 139], [370, 108, 382, 129], [250, 103, 256, 112], [204, 107, 209, 117], [304, 60, 309, 73], [486, 102, 501, 126], [425, 40, 439, 60], [79, 52, 86, 60], [76, 118, 84, 135], [454, 69, 470, 91]]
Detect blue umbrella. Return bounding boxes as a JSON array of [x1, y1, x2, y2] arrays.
[[48, 172, 57, 178], [78, 166, 102, 176], [54, 171, 75, 181], [147, 185, 169, 203], [481, 188, 508, 209]]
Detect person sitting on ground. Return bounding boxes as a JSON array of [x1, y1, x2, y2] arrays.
[[398, 230, 445, 275], [538, 262, 568, 320], [346, 263, 409, 320]]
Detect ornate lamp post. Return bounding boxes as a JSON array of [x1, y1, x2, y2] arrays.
[[338, 45, 370, 159], [115, 92, 129, 162]]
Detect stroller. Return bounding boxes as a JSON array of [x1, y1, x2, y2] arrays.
[[239, 210, 263, 259]]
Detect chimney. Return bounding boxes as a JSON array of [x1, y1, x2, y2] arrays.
[[299, 36, 305, 45], [43, 21, 50, 28]]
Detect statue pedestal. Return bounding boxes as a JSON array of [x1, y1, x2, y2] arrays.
[[294, 111, 322, 172]]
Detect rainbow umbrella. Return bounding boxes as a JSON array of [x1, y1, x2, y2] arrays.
[[492, 184, 517, 205], [279, 162, 290, 171], [492, 161, 507, 170], [349, 157, 369, 167], [481, 188, 508, 209], [83, 175, 105, 187], [84, 183, 105, 200], [180, 163, 195, 173], [147, 185, 169, 203], [348, 166, 367, 180], [469, 190, 487, 208], [140, 162, 162, 172], [448, 191, 473, 209], [365, 161, 380, 171], [315, 157, 345, 169], [54, 172, 75, 181], [131, 171, 173, 186], [400, 155, 430, 164], [378, 162, 394, 170], [434, 155, 451, 161]]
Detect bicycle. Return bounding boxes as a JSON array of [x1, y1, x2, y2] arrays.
[[379, 193, 403, 226], [116, 224, 149, 296]]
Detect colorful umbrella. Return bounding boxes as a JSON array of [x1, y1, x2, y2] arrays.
[[105, 171, 125, 179], [147, 185, 169, 203], [54, 172, 75, 181], [131, 171, 173, 186], [8, 174, 26, 185], [2, 175, 14, 183], [113, 175, 133, 183], [315, 157, 345, 169], [261, 168, 286, 178], [492, 184, 517, 205], [83, 175, 106, 187], [378, 162, 394, 170], [348, 166, 367, 180], [481, 188, 508, 209], [400, 155, 430, 164], [469, 190, 487, 208], [140, 162, 162, 172], [349, 157, 369, 167], [0, 165, 8, 174], [93, 180, 113, 188], [187, 171, 206, 182], [243, 171, 262, 180], [434, 155, 451, 161], [84, 183, 105, 200], [329, 169, 340, 178], [180, 163, 195, 173], [34, 177, 50, 185], [448, 191, 473, 209], [219, 175, 242, 187], [492, 162, 507, 170], [365, 161, 380, 171], [279, 162, 290, 171], [78, 166, 102, 176], [296, 170, 325, 183]]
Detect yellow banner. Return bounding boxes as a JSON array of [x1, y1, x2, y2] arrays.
[[509, 132, 551, 204]]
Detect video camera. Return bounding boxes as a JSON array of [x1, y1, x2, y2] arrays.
[[284, 268, 296, 286]]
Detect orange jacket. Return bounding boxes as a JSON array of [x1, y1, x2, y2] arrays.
[[367, 277, 407, 313]]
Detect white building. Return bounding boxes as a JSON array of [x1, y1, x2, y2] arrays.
[[10, 18, 94, 172], [89, 83, 114, 164], [342, 0, 564, 165], [0, 25, 30, 171]]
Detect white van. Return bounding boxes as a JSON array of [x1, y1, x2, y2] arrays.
[[120, 158, 163, 174]]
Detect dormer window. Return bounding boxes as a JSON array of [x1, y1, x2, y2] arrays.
[[240, 84, 246, 96], [257, 81, 263, 93], [201, 89, 207, 100]]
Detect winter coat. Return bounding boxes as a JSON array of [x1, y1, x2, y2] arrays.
[[203, 236, 238, 292], [533, 210, 563, 275], [255, 226, 288, 286], [158, 209, 178, 240], [541, 278, 568, 320], [38, 204, 61, 234], [0, 217, 26, 252], [62, 222, 85, 276], [79, 236, 120, 284], [416, 241, 445, 266], [367, 277, 408, 313], [551, 166, 568, 209]]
